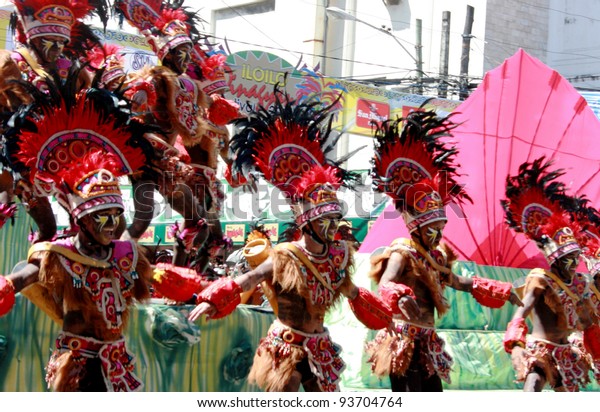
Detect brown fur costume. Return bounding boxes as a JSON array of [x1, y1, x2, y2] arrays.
[[511, 270, 594, 391], [248, 242, 354, 391], [0, 49, 34, 111], [367, 330, 410, 378], [27, 244, 151, 337], [127, 65, 212, 146], [366, 324, 452, 382], [514, 337, 591, 391], [522, 269, 580, 330], [24, 242, 152, 391], [366, 239, 457, 379], [0, 48, 91, 114], [369, 239, 455, 316]]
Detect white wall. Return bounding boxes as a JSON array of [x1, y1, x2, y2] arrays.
[[483, 0, 549, 71], [547, 0, 600, 90]]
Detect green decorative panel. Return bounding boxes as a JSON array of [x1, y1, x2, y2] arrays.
[[0, 296, 274, 392]]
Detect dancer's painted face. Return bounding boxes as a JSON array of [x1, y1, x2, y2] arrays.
[[312, 214, 342, 243], [31, 36, 67, 63], [80, 207, 123, 246], [418, 220, 446, 249], [556, 251, 580, 278], [166, 43, 192, 74]]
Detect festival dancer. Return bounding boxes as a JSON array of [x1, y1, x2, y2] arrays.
[[0, 0, 109, 242], [116, 0, 240, 268], [188, 92, 393, 392], [365, 111, 522, 392], [562, 202, 600, 386], [85, 42, 128, 91], [0, 80, 204, 392], [501, 158, 598, 391]]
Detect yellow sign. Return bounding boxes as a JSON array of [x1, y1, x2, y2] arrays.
[[139, 226, 156, 244], [263, 223, 279, 242], [164, 225, 176, 244], [225, 50, 461, 138], [225, 224, 246, 243]]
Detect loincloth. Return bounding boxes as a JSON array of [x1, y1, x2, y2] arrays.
[[248, 319, 345, 392], [365, 320, 453, 383], [514, 336, 591, 391], [569, 333, 600, 385], [46, 331, 143, 392]]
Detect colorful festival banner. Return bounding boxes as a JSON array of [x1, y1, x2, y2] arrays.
[[91, 28, 157, 73], [262, 223, 279, 242], [225, 224, 246, 243], [224, 50, 461, 137]]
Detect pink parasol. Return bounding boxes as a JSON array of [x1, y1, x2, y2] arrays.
[[359, 49, 600, 269]]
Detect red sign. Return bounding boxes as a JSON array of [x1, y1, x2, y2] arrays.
[[356, 99, 390, 128]]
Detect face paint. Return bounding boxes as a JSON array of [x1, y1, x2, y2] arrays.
[[322, 218, 340, 235], [40, 38, 66, 61], [556, 252, 580, 278], [426, 226, 442, 246], [561, 256, 577, 272], [313, 217, 341, 243], [92, 212, 121, 232], [167, 45, 191, 74], [177, 47, 190, 68]]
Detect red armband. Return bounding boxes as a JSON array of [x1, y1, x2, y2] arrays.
[[152, 263, 206, 302], [0, 276, 16, 316], [472, 276, 512, 308], [378, 282, 416, 315], [348, 287, 393, 330], [583, 324, 600, 360], [503, 317, 528, 354], [196, 277, 242, 319], [207, 94, 240, 126]]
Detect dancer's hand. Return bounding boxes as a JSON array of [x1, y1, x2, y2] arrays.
[[397, 295, 420, 321], [188, 301, 217, 322]]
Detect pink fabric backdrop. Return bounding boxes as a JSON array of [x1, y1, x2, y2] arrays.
[[359, 49, 600, 269]]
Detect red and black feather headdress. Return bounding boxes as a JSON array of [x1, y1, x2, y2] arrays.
[[6, 70, 153, 220], [573, 202, 600, 276], [371, 109, 470, 232], [10, 0, 108, 42], [116, 0, 200, 61], [501, 157, 582, 264], [230, 88, 357, 227]]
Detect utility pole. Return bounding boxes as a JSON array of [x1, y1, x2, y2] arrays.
[[459, 5, 475, 100], [415, 18, 423, 95], [323, 0, 346, 77], [438, 11, 451, 98]]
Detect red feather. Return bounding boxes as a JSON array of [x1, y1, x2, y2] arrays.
[[207, 95, 240, 126], [60, 150, 121, 188], [16, 94, 145, 184], [293, 165, 341, 201], [252, 118, 326, 197], [86, 43, 124, 69], [541, 212, 581, 240], [155, 7, 188, 28]]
